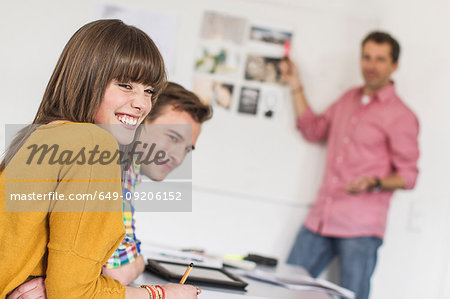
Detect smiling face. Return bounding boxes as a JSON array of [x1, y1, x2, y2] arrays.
[[94, 80, 154, 144], [138, 105, 202, 181], [361, 41, 398, 94]]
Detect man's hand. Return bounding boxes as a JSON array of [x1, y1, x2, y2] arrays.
[[279, 57, 303, 89], [346, 177, 377, 194], [346, 174, 406, 194], [7, 277, 47, 299], [279, 58, 310, 118]]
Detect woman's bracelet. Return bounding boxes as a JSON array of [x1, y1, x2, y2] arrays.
[[140, 285, 155, 299], [155, 285, 166, 298], [140, 285, 166, 299]]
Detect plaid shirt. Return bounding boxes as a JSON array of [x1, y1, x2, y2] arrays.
[[104, 162, 142, 268]]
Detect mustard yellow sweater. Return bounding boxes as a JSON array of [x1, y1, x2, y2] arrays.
[[0, 123, 126, 298]]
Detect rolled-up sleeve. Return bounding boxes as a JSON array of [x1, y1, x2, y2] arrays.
[[296, 102, 337, 142], [387, 111, 420, 189]]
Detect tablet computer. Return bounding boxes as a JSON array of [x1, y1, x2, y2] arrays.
[[146, 259, 248, 291]]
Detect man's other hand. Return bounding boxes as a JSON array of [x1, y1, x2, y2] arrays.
[[7, 277, 46, 299], [346, 177, 377, 194]]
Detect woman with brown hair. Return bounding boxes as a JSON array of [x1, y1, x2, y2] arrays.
[[0, 19, 198, 299]]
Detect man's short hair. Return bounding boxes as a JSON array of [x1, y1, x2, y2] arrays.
[[146, 82, 213, 124], [362, 31, 400, 63]]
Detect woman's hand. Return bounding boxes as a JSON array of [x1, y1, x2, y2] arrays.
[[163, 283, 200, 299]]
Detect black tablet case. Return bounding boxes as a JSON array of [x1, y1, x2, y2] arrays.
[[146, 259, 248, 291]]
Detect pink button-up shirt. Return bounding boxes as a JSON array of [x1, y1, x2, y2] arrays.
[[298, 83, 419, 239]]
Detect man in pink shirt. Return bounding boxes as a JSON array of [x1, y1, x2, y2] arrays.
[[280, 32, 419, 299]]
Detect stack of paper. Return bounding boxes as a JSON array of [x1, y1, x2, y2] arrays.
[[234, 269, 355, 299], [201, 290, 269, 299]]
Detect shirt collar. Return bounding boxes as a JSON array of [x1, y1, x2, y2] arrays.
[[375, 81, 396, 102], [359, 81, 396, 103]]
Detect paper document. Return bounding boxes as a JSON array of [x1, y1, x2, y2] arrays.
[[235, 269, 355, 299], [201, 290, 269, 299]]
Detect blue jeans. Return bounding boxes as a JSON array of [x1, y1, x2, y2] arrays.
[[287, 226, 382, 299]]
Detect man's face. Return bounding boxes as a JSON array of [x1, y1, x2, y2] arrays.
[[137, 105, 201, 181], [361, 41, 398, 91]]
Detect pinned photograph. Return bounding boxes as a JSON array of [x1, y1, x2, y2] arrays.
[[193, 78, 234, 109], [262, 92, 280, 118], [212, 82, 234, 109], [249, 25, 292, 45], [193, 77, 213, 105], [245, 55, 283, 84], [238, 87, 260, 115], [201, 11, 247, 44], [195, 46, 240, 75]]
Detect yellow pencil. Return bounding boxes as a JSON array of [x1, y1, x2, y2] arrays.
[[179, 263, 194, 284]]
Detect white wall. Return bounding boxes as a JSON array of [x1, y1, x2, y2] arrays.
[[1, 1, 449, 298], [369, 0, 450, 298]]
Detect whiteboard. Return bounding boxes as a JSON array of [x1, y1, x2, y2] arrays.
[[0, 0, 379, 205], [165, 3, 380, 204]]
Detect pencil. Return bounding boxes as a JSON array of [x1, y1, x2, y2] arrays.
[[179, 263, 194, 284]]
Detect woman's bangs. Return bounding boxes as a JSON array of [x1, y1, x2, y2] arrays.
[[112, 34, 166, 97]]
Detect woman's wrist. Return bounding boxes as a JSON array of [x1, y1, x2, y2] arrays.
[[140, 285, 166, 299]]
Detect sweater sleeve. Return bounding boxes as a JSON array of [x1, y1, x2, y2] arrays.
[[46, 213, 126, 298], [44, 127, 126, 298]]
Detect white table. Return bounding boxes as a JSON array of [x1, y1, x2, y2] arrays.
[[134, 263, 332, 299]]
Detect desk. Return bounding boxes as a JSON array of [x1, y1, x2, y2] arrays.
[[134, 263, 331, 299]]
